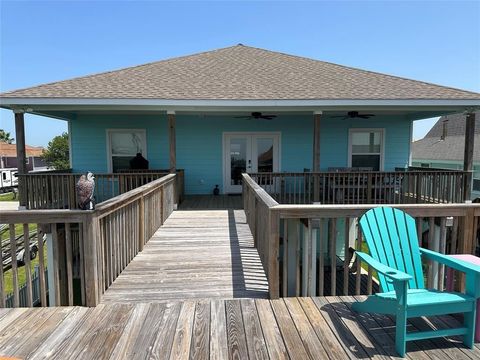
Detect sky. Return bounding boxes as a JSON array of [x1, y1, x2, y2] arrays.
[[0, 0, 479, 147]]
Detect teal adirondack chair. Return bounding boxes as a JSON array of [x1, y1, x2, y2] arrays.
[[352, 207, 480, 357]]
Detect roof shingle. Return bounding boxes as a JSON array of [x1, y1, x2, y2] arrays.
[[1, 45, 480, 100]]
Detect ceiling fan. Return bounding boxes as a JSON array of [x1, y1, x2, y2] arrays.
[[332, 111, 375, 120], [235, 112, 277, 120]]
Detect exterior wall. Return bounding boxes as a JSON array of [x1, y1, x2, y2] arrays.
[[71, 114, 169, 173], [70, 113, 412, 195]]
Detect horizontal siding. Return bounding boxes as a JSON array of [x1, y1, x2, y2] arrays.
[[71, 114, 169, 172], [70, 113, 412, 195]]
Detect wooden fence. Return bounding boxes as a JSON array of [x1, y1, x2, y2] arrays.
[[250, 170, 467, 205], [243, 174, 480, 299], [0, 173, 176, 308], [18, 169, 184, 210]]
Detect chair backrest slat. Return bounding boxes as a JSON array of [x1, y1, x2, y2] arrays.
[[359, 207, 424, 291]]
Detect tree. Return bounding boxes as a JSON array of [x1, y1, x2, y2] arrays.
[[0, 129, 14, 144], [42, 132, 70, 170]]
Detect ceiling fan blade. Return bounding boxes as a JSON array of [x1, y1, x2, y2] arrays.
[[262, 116, 277, 120], [234, 116, 252, 119]]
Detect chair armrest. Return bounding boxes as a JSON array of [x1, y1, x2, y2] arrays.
[[419, 248, 480, 276], [356, 251, 412, 282]]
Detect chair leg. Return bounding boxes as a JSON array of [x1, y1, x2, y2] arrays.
[[395, 311, 407, 357], [463, 306, 477, 349]]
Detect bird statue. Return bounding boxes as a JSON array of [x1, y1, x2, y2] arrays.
[[76, 172, 95, 210]]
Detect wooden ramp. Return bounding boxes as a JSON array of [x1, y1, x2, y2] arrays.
[[1, 297, 479, 359], [101, 209, 269, 303]]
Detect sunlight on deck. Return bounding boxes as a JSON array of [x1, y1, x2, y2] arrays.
[[101, 209, 269, 303]]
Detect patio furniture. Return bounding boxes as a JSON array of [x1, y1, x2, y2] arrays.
[[352, 207, 480, 357], [445, 254, 480, 342]]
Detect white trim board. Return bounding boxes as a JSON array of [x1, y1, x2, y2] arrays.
[[1, 97, 480, 108]]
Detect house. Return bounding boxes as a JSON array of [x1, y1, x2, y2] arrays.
[[1, 44, 479, 198], [0, 142, 47, 171], [412, 111, 480, 198], [2, 45, 480, 358]]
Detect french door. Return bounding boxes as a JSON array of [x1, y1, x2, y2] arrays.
[[223, 132, 280, 194]]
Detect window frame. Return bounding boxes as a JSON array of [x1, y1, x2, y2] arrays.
[[106, 129, 147, 172], [348, 128, 385, 171]]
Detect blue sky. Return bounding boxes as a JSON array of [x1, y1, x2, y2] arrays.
[[0, 0, 479, 146]]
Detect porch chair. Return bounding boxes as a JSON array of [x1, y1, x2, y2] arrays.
[[352, 207, 480, 357]]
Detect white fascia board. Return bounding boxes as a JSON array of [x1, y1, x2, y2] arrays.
[[1, 98, 480, 108]]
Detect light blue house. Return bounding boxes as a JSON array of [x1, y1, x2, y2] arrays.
[[1, 45, 479, 195]]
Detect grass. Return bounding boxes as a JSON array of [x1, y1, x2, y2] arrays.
[[1, 223, 47, 295], [0, 192, 16, 201]]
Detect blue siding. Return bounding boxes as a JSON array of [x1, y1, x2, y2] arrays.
[[70, 113, 412, 195], [71, 114, 169, 173], [176, 114, 312, 194], [320, 116, 411, 170]]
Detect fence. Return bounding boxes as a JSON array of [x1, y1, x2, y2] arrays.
[[0, 173, 176, 307], [249, 170, 467, 205], [243, 173, 480, 299], [18, 169, 184, 210]]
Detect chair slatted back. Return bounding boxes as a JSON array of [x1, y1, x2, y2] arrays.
[[359, 207, 425, 292]]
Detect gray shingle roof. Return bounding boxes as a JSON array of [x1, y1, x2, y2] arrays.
[[1, 45, 480, 100], [412, 111, 480, 161]]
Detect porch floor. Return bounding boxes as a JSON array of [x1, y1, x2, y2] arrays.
[[1, 296, 479, 359], [179, 194, 243, 210], [101, 209, 269, 303]]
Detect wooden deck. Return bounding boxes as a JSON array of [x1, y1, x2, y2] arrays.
[[1, 296, 479, 359], [101, 209, 269, 303], [179, 195, 243, 210]]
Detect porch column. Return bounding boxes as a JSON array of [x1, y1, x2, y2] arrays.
[[313, 111, 322, 202], [14, 110, 27, 208], [168, 110, 176, 173], [463, 111, 475, 200]]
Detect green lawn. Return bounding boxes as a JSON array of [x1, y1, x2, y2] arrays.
[[0, 192, 16, 201], [1, 223, 47, 295]]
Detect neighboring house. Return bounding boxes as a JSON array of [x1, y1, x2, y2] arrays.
[[412, 111, 480, 199], [1, 45, 479, 195], [0, 142, 47, 171]]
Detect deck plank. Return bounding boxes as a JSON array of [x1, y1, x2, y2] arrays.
[[0, 296, 479, 360], [226, 300, 249, 360], [240, 299, 269, 360], [101, 209, 269, 303]]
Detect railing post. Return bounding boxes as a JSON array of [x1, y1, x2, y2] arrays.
[[268, 208, 280, 299], [415, 173, 422, 203], [82, 213, 100, 306], [367, 173, 372, 203], [139, 195, 145, 251]]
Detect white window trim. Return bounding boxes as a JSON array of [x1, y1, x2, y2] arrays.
[[348, 128, 385, 171], [106, 129, 147, 172]]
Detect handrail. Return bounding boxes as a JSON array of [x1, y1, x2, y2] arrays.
[[242, 173, 480, 300], [1, 173, 177, 308]]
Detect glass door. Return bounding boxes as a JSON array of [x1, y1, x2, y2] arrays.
[[224, 135, 252, 194], [224, 133, 280, 194]]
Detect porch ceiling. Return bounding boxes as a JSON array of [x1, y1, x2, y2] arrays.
[[1, 102, 474, 122]]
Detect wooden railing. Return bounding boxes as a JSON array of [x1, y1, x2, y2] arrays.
[[243, 174, 480, 299], [0, 173, 176, 307], [250, 170, 467, 205], [17, 169, 184, 209]]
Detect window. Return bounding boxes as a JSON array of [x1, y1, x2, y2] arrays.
[[107, 129, 147, 172], [349, 129, 384, 171]]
